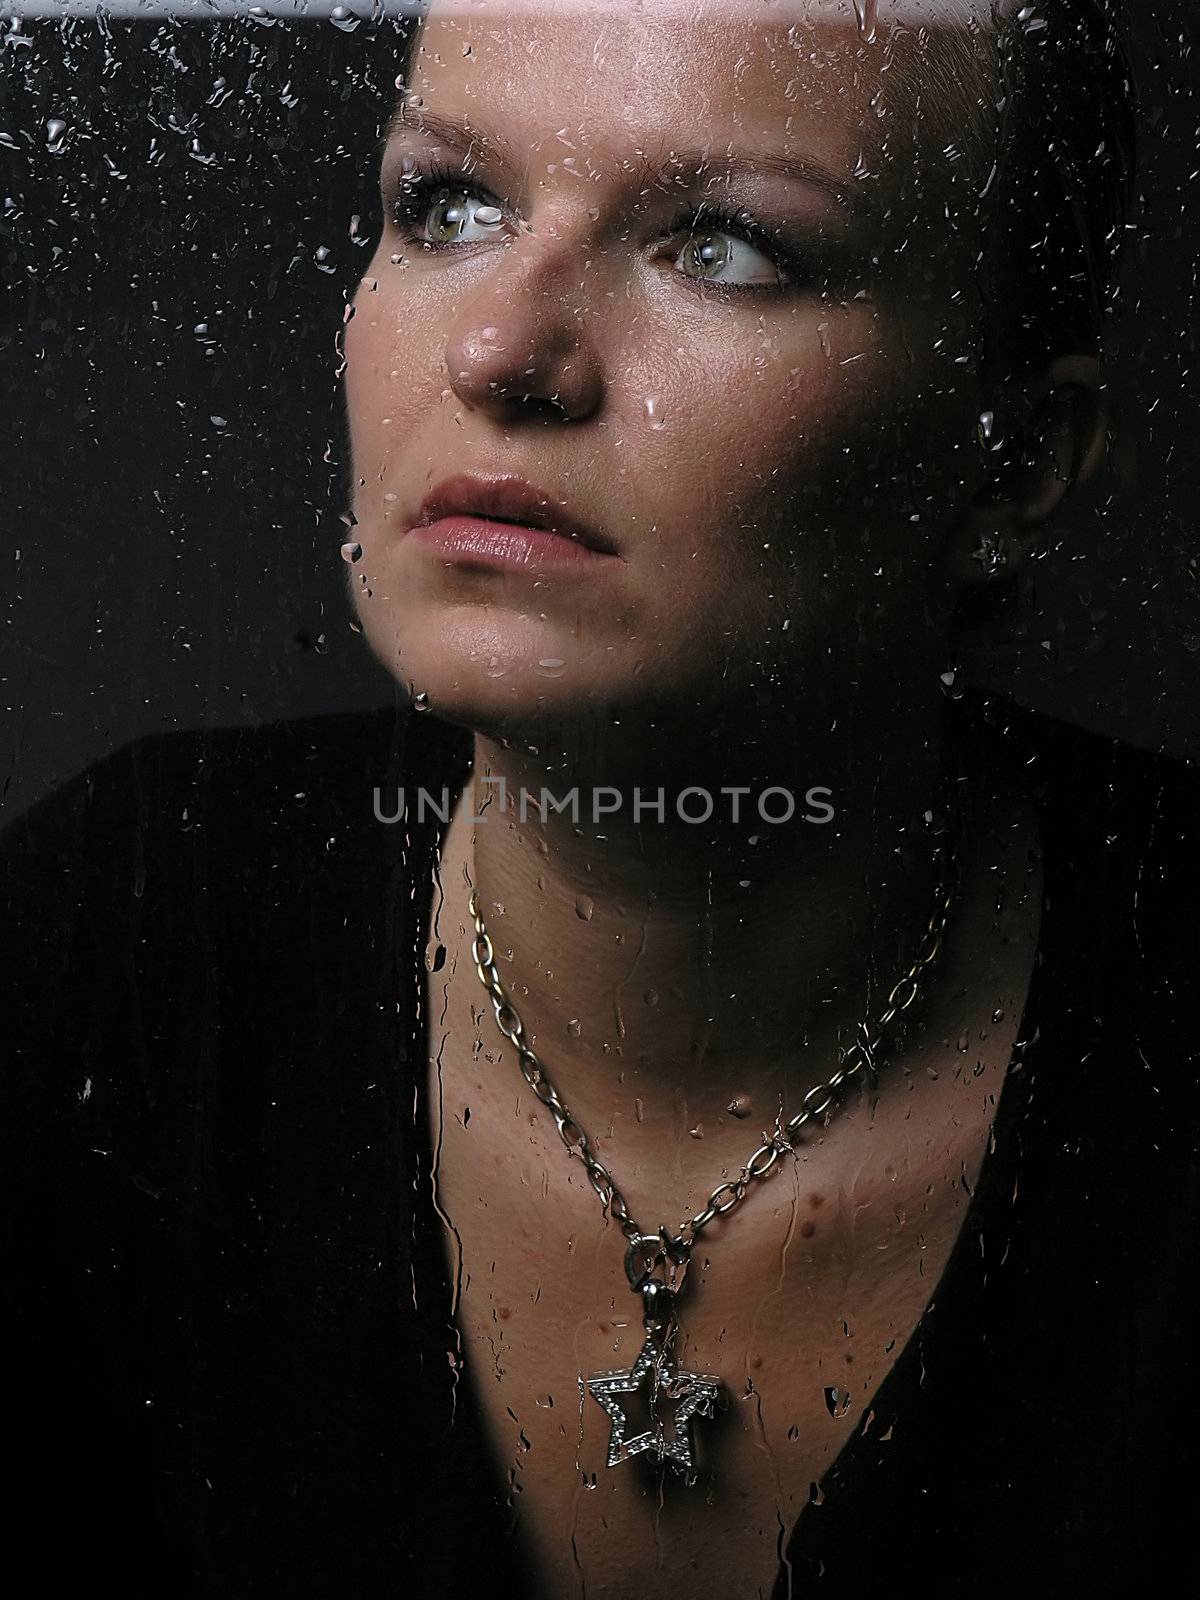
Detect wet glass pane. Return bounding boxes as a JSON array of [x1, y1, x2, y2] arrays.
[[3, 3, 1198, 1595]]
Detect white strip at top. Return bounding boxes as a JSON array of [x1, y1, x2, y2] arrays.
[[0, 2, 1024, 27]]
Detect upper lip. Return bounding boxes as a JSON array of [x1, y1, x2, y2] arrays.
[[414, 474, 618, 556]]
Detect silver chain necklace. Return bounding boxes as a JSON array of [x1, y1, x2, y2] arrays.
[[468, 812, 959, 1480]]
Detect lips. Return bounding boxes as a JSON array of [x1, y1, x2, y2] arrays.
[[413, 474, 618, 557]]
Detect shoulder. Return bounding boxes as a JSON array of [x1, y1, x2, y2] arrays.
[[2, 699, 461, 849], [0, 702, 470, 915], [0, 704, 471, 1130], [951, 688, 1199, 874], [996, 695, 1200, 915], [949, 690, 1199, 1046]]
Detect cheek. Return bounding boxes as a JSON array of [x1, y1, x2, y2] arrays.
[[344, 276, 431, 478], [627, 300, 967, 681], [344, 278, 384, 410], [343, 300, 385, 492], [643, 302, 929, 567]]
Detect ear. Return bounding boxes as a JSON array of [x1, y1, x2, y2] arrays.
[[943, 353, 1109, 586]]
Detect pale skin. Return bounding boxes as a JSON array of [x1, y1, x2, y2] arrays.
[[343, 2, 1108, 1594]]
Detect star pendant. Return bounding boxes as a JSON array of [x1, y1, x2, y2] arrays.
[[584, 1333, 721, 1475]]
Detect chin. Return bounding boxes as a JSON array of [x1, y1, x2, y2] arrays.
[[360, 604, 632, 738]]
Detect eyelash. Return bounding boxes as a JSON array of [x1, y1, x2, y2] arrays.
[[386, 160, 816, 299]]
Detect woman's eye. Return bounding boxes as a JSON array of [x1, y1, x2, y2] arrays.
[[391, 177, 796, 293], [672, 224, 788, 291], [396, 182, 506, 246]]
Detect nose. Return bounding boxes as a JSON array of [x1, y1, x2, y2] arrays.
[[443, 227, 606, 423]]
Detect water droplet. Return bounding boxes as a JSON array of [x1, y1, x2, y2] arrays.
[[537, 657, 565, 677], [45, 117, 67, 151], [340, 541, 363, 564], [852, 0, 878, 38], [726, 1094, 752, 1119], [824, 1385, 853, 1418], [412, 691, 431, 713], [688, 1125, 704, 1141], [574, 896, 594, 922], [642, 395, 667, 430], [567, 1018, 582, 1039], [329, 4, 360, 31]]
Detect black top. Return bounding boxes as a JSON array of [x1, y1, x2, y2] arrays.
[[2, 692, 1198, 1598]]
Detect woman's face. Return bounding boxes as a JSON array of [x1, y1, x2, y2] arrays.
[[345, 0, 994, 748]]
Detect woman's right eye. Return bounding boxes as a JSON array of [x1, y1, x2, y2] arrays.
[[391, 178, 507, 248]]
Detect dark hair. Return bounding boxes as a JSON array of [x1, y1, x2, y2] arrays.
[[984, 0, 1139, 379]]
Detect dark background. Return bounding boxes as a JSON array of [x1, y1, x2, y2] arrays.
[[2, 0, 1198, 820]]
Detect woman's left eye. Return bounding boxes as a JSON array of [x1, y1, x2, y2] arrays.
[[670, 219, 789, 292], [392, 177, 507, 246]]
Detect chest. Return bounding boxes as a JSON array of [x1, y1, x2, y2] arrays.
[[422, 1010, 1024, 1600]]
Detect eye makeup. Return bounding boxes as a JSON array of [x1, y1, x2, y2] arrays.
[[383, 148, 875, 304]]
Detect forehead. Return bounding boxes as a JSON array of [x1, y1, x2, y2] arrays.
[[413, 0, 1011, 28], [404, 0, 996, 194]]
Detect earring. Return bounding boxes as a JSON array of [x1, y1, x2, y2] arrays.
[[970, 529, 1013, 581], [976, 409, 1008, 457], [939, 659, 965, 700]]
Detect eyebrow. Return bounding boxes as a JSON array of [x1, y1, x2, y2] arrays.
[[382, 103, 523, 176], [382, 103, 877, 220]]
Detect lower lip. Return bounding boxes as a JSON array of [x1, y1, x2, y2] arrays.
[[408, 515, 614, 573]]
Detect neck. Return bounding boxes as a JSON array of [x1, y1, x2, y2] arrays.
[[440, 692, 959, 1161]]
